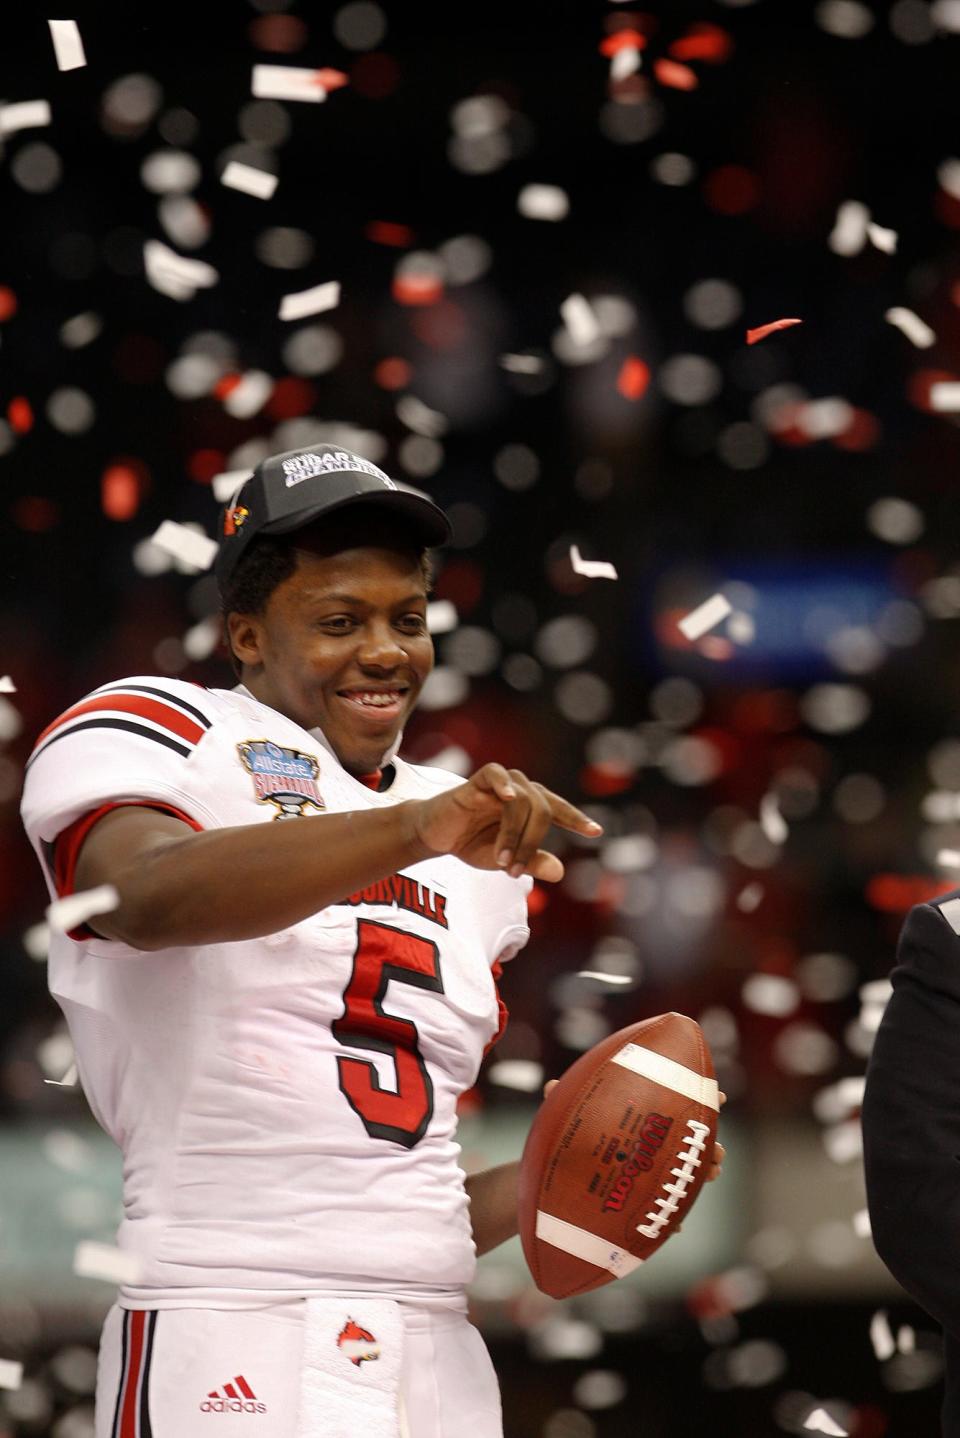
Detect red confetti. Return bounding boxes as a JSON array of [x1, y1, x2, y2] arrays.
[[616, 356, 651, 400], [599, 28, 648, 57], [669, 24, 733, 63], [315, 67, 349, 91], [704, 164, 760, 215], [653, 58, 698, 91], [0, 287, 17, 322], [101, 464, 142, 521], [188, 449, 225, 484], [746, 318, 803, 345], [7, 396, 33, 433], [392, 273, 444, 307], [213, 373, 242, 400], [366, 220, 414, 247], [266, 376, 316, 420], [374, 357, 412, 390]]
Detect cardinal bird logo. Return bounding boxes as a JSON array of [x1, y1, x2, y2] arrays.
[[336, 1318, 381, 1366]]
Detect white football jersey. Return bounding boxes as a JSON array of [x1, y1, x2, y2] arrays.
[[20, 677, 531, 1302]]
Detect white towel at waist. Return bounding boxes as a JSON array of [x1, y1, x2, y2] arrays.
[[297, 1295, 404, 1438]]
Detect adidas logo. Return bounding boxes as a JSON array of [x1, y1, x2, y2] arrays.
[[199, 1375, 266, 1415]]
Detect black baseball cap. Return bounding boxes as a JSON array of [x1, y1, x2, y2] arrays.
[[215, 443, 451, 590]]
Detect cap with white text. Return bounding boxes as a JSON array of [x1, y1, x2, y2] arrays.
[[215, 444, 451, 590]]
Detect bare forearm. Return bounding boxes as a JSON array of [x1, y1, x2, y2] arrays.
[[464, 1162, 520, 1256], [85, 804, 429, 949]]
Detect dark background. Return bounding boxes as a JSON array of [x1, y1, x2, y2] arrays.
[[1, 1, 959, 1433]]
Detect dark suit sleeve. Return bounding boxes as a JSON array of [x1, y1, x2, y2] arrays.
[[863, 900, 960, 1343]]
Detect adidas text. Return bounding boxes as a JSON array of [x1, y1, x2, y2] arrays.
[[200, 1399, 267, 1414]]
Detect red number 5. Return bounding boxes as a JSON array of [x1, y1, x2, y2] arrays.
[[332, 918, 444, 1148]]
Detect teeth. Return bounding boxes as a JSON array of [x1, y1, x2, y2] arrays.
[[345, 691, 401, 707]]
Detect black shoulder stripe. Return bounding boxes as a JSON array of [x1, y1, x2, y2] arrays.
[[95, 683, 213, 728], [27, 717, 192, 766]]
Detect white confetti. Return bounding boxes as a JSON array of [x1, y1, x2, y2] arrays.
[[678, 592, 732, 640], [150, 520, 218, 571], [736, 882, 764, 912], [143, 239, 219, 301], [487, 1059, 545, 1091], [760, 792, 788, 845], [866, 221, 897, 253], [396, 394, 447, 437], [885, 307, 936, 348], [221, 160, 278, 200], [73, 1241, 144, 1285], [499, 353, 544, 373], [517, 183, 570, 221], [44, 1063, 78, 1088], [870, 1309, 896, 1361], [898, 1325, 915, 1353], [252, 64, 329, 103], [46, 885, 119, 935], [211, 469, 253, 503], [426, 599, 458, 634], [0, 99, 52, 136], [576, 971, 633, 985], [0, 1359, 23, 1392], [937, 157, 960, 199], [803, 1409, 848, 1437], [938, 896, 960, 934], [278, 280, 341, 322], [560, 293, 601, 346], [0, 676, 16, 692], [937, 848, 960, 868], [930, 382, 960, 411], [183, 616, 221, 662], [221, 370, 273, 419], [48, 19, 86, 71], [610, 44, 642, 80], [570, 544, 618, 581], [852, 1208, 872, 1238], [828, 200, 869, 255]]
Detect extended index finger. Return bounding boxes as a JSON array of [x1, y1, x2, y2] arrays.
[[537, 786, 603, 838]]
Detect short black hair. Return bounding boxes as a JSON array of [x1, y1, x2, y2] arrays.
[[220, 513, 434, 677]]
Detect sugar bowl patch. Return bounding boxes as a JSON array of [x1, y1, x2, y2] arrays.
[[238, 739, 324, 819]]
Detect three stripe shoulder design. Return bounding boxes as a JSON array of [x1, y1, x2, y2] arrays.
[[29, 680, 215, 767]]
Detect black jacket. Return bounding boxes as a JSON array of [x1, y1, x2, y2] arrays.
[[863, 892, 960, 1435]]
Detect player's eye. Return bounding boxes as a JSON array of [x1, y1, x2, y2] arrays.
[[397, 614, 427, 632], [318, 615, 357, 632]]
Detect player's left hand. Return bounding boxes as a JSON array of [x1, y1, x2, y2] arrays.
[[541, 1081, 726, 1182]]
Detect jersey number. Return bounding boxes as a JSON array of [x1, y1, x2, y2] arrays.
[[332, 918, 443, 1148]]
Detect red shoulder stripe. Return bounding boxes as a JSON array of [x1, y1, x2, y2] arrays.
[[34, 693, 205, 753]]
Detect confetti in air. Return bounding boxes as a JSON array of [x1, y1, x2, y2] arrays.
[[0, 1360, 23, 1393], [938, 896, 960, 934], [866, 222, 897, 253], [211, 470, 253, 502], [517, 184, 570, 221], [869, 1309, 896, 1361], [43, 1062, 78, 1088], [561, 293, 601, 346], [929, 382, 960, 411], [46, 885, 120, 935], [569, 545, 618, 580], [885, 307, 936, 348], [47, 19, 86, 70], [760, 793, 788, 845], [576, 970, 633, 984], [278, 280, 341, 321], [73, 1241, 145, 1285], [803, 1410, 849, 1437], [251, 64, 331, 103], [143, 240, 219, 301], [746, 318, 803, 345], [221, 161, 278, 200], [150, 520, 219, 571], [736, 882, 764, 913], [0, 676, 16, 693], [678, 593, 732, 640], [0, 99, 52, 136]]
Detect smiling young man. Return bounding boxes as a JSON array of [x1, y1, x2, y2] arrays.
[[20, 444, 611, 1438]]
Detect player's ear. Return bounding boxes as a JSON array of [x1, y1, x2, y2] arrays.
[[227, 611, 266, 670]]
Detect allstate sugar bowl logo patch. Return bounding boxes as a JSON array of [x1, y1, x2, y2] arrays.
[[238, 739, 324, 819]]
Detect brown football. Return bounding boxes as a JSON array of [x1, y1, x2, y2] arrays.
[[517, 1013, 718, 1299]]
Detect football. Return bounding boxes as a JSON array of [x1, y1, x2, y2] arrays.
[[517, 1012, 719, 1299]]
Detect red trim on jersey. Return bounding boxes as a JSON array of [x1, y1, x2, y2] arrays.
[[34, 692, 205, 753], [355, 769, 383, 790], [119, 1309, 146, 1438], [483, 957, 509, 1058], [53, 801, 203, 940]]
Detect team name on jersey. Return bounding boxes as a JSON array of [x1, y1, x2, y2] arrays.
[[341, 874, 447, 929]]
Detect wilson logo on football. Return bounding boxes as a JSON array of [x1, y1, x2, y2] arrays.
[[337, 1318, 381, 1366], [200, 1375, 266, 1414]]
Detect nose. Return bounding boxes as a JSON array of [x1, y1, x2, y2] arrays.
[[355, 619, 407, 670]]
